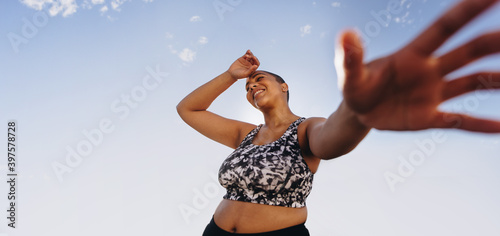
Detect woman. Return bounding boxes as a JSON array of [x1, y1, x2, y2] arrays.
[[177, 0, 500, 235]]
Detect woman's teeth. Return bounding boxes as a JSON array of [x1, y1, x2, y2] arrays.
[[254, 90, 264, 99]]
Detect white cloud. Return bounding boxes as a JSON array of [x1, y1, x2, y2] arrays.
[[178, 48, 196, 63], [394, 11, 414, 25], [111, 0, 127, 11], [167, 37, 205, 64], [198, 36, 208, 45], [20, 0, 48, 10], [20, 0, 152, 18], [81, 0, 92, 9], [21, 0, 78, 17], [190, 16, 202, 22], [300, 24, 312, 37], [331, 2, 341, 7], [106, 15, 116, 21], [49, 0, 78, 17], [100, 5, 108, 14]]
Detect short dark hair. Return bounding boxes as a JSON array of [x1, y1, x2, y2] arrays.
[[261, 71, 289, 102]]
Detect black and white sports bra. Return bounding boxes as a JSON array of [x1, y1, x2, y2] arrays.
[[218, 117, 314, 208]]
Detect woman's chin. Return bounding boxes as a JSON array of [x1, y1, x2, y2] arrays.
[[254, 102, 271, 111], [253, 98, 265, 109], [253, 98, 273, 110]]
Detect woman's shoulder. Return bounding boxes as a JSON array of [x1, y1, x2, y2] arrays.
[[236, 122, 260, 144], [297, 117, 326, 139], [299, 117, 327, 127]]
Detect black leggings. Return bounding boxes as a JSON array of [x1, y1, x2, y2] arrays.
[[202, 216, 310, 236]]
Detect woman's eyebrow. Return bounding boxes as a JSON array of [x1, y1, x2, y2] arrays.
[[246, 73, 265, 86], [250, 72, 265, 79]]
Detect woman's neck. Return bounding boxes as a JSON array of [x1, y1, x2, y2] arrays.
[[260, 106, 300, 129]]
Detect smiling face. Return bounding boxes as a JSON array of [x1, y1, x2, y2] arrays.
[[245, 71, 288, 109]]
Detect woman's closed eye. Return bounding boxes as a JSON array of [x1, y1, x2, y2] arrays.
[[246, 76, 264, 92]]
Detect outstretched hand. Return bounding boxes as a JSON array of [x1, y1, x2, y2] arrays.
[[337, 0, 500, 133], [228, 50, 260, 80]]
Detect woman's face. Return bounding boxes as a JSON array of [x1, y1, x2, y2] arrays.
[[245, 71, 287, 109]]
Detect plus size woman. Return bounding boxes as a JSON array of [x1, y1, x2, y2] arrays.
[[177, 0, 500, 235]]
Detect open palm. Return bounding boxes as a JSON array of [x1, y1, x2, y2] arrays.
[[339, 0, 500, 133]]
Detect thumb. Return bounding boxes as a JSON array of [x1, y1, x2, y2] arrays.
[[335, 30, 364, 91]]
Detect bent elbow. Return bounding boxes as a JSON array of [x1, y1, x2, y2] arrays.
[[176, 103, 191, 121], [176, 102, 183, 117], [176, 102, 183, 115]]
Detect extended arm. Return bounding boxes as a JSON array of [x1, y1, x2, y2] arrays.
[[307, 0, 500, 159], [306, 101, 370, 160]]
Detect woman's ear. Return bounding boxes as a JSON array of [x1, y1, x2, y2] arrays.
[[281, 83, 289, 92]]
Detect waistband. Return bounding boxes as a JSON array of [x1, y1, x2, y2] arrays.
[[202, 216, 310, 236]]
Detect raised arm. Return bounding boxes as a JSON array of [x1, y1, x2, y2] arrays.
[[176, 50, 260, 149]]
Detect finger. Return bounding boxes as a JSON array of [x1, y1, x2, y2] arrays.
[[245, 50, 260, 66], [338, 30, 364, 90], [243, 50, 251, 59], [250, 51, 260, 67], [442, 72, 500, 100], [243, 50, 253, 60], [407, 0, 498, 56], [433, 111, 500, 132], [437, 32, 500, 76]]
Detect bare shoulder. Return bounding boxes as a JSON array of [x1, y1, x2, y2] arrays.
[[297, 117, 325, 174], [297, 117, 327, 144], [220, 118, 258, 148], [238, 121, 259, 142], [298, 117, 327, 133]]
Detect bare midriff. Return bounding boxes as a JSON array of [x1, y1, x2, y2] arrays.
[[213, 199, 307, 233]]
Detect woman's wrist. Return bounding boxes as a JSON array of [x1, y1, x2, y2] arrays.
[[223, 70, 239, 82], [339, 100, 371, 131]]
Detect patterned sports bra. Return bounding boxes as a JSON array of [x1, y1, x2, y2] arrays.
[[218, 117, 314, 208]]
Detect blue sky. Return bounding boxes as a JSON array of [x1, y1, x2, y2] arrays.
[[1, 0, 500, 235]]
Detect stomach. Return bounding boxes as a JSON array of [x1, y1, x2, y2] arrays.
[[213, 199, 308, 233]]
